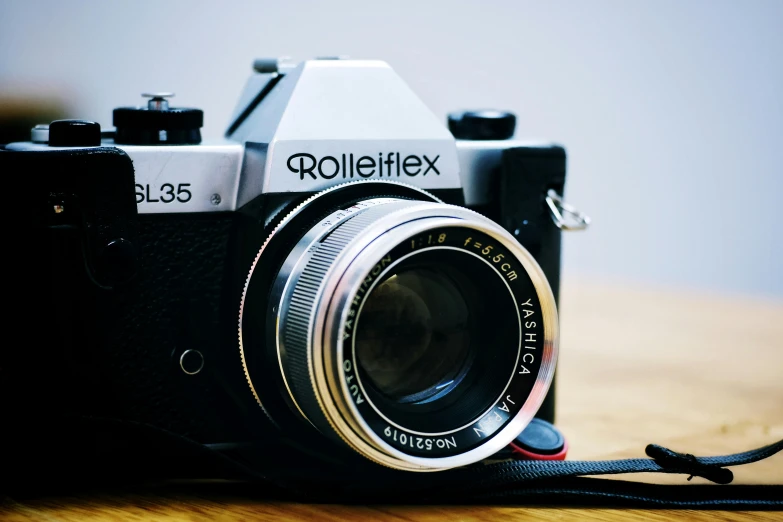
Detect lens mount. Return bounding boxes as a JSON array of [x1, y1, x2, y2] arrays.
[[241, 187, 557, 472]]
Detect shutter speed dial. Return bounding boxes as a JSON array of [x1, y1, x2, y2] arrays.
[[113, 92, 203, 145]]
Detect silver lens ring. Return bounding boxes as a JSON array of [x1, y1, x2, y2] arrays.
[[267, 196, 558, 471], [239, 182, 441, 426]]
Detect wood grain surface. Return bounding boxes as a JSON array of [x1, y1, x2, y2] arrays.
[[2, 279, 781, 521]]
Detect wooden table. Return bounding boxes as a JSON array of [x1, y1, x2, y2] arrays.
[[2, 280, 781, 520]]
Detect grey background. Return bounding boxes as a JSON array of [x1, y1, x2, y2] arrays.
[[2, 0, 781, 299]]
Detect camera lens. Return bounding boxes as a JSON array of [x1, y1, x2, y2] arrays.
[[352, 247, 524, 435], [240, 183, 558, 472]]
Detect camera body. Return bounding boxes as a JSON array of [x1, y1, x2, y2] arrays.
[[3, 58, 576, 475]]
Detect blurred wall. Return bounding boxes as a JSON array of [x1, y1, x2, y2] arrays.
[[1, 0, 781, 298]]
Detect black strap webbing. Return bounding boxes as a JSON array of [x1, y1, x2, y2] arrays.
[[3, 416, 781, 509]]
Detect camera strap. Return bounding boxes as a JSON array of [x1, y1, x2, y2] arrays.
[[397, 439, 783, 507], [271, 438, 783, 508], [3, 416, 781, 509], [129, 416, 783, 508]]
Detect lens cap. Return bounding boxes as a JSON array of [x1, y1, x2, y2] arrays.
[[509, 418, 568, 461]]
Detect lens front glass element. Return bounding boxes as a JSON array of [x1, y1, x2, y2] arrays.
[[353, 248, 520, 434], [355, 265, 474, 404]]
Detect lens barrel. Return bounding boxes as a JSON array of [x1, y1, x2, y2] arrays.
[[240, 185, 557, 471]]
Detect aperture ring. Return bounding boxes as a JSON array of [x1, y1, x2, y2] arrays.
[[280, 199, 423, 436]]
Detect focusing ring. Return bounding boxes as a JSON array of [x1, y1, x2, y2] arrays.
[[281, 200, 423, 430], [239, 181, 442, 432]]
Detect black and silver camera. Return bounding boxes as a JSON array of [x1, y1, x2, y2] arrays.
[[2, 58, 587, 477]]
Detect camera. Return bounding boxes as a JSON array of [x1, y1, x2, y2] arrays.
[[2, 58, 587, 475]]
